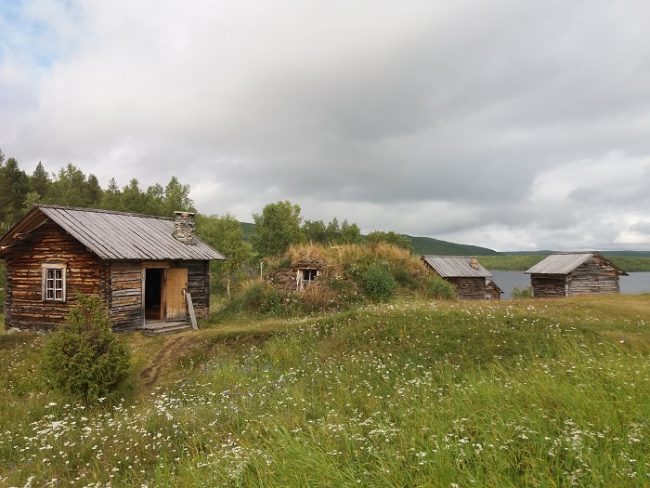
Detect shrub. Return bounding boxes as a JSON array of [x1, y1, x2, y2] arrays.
[[218, 281, 302, 318], [511, 286, 533, 299], [363, 263, 397, 302], [42, 295, 131, 404], [425, 275, 456, 299]]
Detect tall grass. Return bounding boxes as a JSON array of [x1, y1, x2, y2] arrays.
[[0, 297, 649, 486]]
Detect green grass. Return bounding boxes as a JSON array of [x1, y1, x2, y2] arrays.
[[1, 296, 650, 486]]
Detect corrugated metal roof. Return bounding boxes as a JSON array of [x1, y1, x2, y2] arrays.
[[422, 256, 492, 278], [525, 252, 609, 275], [34, 205, 225, 261]]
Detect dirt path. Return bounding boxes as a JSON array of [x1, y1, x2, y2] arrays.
[[139, 335, 190, 387]]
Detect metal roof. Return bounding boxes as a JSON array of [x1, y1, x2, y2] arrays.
[[0, 205, 225, 261], [422, 256, 492, 278], [525, 252, 627, 275]]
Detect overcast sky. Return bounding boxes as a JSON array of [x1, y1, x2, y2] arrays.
[[1, 0, 650, 251]]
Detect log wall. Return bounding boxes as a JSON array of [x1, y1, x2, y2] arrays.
[[568, 257, 620, 295], [109, 262, 143, 331], [186, 261, 210, 319], [531, 274, 567, 298], [3, 221, 107, 330], [446, 277, 487, 300]]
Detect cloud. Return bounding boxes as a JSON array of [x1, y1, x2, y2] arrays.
[[1, 0, 650, 251]]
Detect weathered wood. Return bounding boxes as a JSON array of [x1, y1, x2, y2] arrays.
[[186, 292, 198, 330], [3, 221, 107, 330], [166, 267, 188, 320], [446, 277, 487, 300], [531, 255, 622, 298]]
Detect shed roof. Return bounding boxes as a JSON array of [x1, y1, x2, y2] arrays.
[[525, 252, 627, 275], [422, 256, 492, 278], [0, 205, 225, 261]]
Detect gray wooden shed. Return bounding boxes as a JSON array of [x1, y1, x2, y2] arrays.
[[422, 255, 498, 300], [525, 252, 627, 298]]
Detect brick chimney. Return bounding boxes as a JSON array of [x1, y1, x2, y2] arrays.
[[469, 256, 479, 270], [173, 211, 196, 245]]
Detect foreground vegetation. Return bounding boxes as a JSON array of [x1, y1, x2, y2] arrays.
[[1, 294, 650, 486]]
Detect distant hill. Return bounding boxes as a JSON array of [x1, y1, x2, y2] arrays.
[[239, 222, 498, 256], [407, 235, 498, 256]]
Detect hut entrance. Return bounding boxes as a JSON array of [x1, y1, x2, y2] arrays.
[[145, 268, 164, 320]]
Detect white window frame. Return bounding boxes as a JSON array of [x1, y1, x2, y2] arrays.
[[42, 263, 67, 302]]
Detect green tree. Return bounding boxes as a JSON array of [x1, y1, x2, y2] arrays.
[[325, 217, 340, 243], [83, 174, 103, 206], [339, 220, 362, 244], [302, 219, 328, 244], [0, 156, 29, 229], [143, 183, 165, 216], [100, 178, 122, 211], [120, 179, 147, 213], [196, 213, 251, 297], [163, 176, 194, 216], [366, 231, 413, 251], [41, 295, 131, 404], [28, 162, 51, 200], [46, 164, 91, 207], [252, 201, 303, 256]]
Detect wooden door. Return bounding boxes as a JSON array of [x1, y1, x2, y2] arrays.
[[165, 268, 188, 320]]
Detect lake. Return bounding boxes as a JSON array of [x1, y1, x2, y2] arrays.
[[491, 271, 650, 299]]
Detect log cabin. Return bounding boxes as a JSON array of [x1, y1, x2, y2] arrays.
[[422, 255, 498, 300], [525, 252, 627, 298], [0, 205, 225, 331]]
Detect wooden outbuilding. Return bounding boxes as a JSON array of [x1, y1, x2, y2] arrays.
[[422, 255, 498, 300], [485, 279, 504, 300], [0, 205, 225, 331], [525, 252, 627, 298]]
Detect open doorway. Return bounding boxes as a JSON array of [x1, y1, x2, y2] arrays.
[[145, 268, 163, 320]]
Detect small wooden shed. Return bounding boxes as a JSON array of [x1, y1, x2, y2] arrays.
[[422, 255, 497, 300], [0, 205, 225, 331], [526, 252, 627, 298], [485, 279, 504, 300]]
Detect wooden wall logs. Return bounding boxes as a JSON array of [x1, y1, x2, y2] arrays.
[[446, 277, 488, 300], [3, 221, 106, 330], [531, 256, 622, 298], [109, 261, 143, 331]]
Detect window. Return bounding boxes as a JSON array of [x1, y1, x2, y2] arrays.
[[42, 263, 67, 302], [297, 268, 318, 291]]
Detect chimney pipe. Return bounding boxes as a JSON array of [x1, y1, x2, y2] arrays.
[[173, 211, 196, 245]]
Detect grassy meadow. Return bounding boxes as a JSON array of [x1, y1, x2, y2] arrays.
[[1, 295, 650, 486]]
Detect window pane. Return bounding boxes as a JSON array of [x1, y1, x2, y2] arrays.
[[55, 290, 62, 300]]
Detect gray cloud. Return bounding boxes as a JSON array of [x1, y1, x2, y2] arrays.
[[1, 0, 650, 251]]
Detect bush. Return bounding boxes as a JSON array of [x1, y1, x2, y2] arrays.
[[217, 281, 302, 318], [42, 295, 131, 404], [363, 263, 397, 302], [425, 275, 456, 300], [511, 286, 533, 299]]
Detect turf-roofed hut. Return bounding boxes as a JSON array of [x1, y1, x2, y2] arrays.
[[422, 255, 497, 300], [526, 251, 627, 298], [0, 205, 225, 331]]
